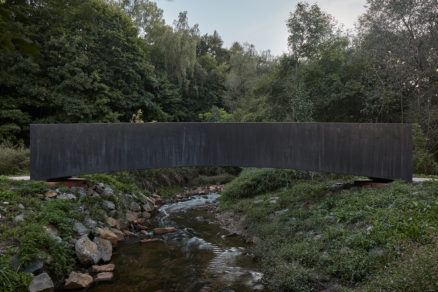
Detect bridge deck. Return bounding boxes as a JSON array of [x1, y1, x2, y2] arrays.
[[30, 123, 412, 182]]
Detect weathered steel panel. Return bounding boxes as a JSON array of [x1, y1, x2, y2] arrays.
[[30, 123, 413, 182]]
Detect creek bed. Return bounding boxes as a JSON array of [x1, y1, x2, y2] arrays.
[[89, 193, 266, 292]]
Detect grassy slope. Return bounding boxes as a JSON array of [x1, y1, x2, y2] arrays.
[[220, 169, 438, 291]]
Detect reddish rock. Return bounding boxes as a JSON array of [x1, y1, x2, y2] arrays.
[[64, 271, 93, 289], [91, 264, 115, 273], [134, 218, 146, 224], [96, 227, 119, 246], [126, 211, 139, 222], [45, 190, 57, 198], [95, 272, 113, 282], [111, 228, 125, 241], [140, 230, 148, 235], [153, 227, 176, 235], [140, 238, 159, 243]]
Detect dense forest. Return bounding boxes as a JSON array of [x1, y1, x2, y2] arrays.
[[1, 0, 438, 168]]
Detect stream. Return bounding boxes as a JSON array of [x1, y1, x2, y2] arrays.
[[89, 193, 266, 292]]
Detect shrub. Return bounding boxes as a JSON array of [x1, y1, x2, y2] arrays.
[[0, 143, 29, 176], [221, 168, 308, 202]]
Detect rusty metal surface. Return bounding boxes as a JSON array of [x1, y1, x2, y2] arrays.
[[30, 123, 412, 182]]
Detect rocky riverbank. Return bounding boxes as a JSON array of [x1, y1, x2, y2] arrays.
[[0, 176, 166, 291]]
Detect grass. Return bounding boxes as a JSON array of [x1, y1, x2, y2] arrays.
[[0, 143, 29, 176], [220, 170, 438, 291], [0, 257, 33, 292]]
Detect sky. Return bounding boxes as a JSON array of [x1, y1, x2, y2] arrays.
[[154, 0, 368, 56]]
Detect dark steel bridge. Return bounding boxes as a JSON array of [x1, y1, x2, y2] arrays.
[[30, 123, 412, 182]]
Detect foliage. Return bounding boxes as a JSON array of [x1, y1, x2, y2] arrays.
[[413, 124, 438, 174], [0, 143, 29, 175], [0, 257, 33, 292], [18, 224, 75, 281], [221, 168, 309, 202], [224, 178, 438, 291]]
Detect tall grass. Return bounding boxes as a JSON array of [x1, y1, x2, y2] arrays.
[[0, 143, 29, 176]]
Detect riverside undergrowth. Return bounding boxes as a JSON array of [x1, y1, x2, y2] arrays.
[[220, 170, 438, 291]]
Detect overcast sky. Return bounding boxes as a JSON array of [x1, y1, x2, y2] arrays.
[[155, 0, 368, 56]]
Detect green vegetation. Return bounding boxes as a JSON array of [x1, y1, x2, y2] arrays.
[[221, 170, 438, 291], [0, 143, 29, 176], [0, 258, 33, 292], [221, 168, 310, 202]]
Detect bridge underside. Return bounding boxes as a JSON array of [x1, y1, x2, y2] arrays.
[[30, 123, 412, 182]]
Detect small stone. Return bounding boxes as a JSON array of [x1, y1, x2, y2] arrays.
[[44, 224, 58, 236], [93, 237, 112, 262], [28, 272, 54, 292], [126, 211, 139, 223], [129, 201, 141, 212], [73, 222, 90, 236], [142, 211, 152, 219], [140, 230, 148, 235], [85, 218, 97, 229], [140, 238, 160, 243], [102, 200, 115, 211], [57, 193, 77, 200], [153, 227, 177, 235], [102, 186, 114, 197], [64, 271, 93, 289], [95, 272, 113, 282], [111, 228, 125, 241], [18, 203, 25, 209], [45, 190, 57, 198], [123, 230, 134, 236], [75, 236, 101, 265], [14, 214, 25, 222], [96, 227, 119, 246], [91, 264, 115, 273], [106, 217, 118, 228], [142, 202, 154, 212]]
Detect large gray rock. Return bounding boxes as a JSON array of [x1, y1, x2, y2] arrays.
[[57, 193, 77, 200], [93, 237, 112, 262], [28, 272, 54, 292], [142, 203, 154, 213], [75, 236, 101, 265]]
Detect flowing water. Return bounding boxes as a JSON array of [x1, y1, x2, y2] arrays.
[[89, 193, 266, 292]]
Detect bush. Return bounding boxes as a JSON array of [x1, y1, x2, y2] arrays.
[[221, 168, 309, 202], [0, 143, 29, 176]]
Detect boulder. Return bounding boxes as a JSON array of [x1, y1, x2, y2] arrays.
[[96, 227, 118, 246], [75, 236, 101, 265], [93, 237, 112, 262], [64, 271, 93, 289], [153, 227, 177, 235], [91, 263, 115, 273], [95, 272, 113, 282], [129, 201, 141, 212], [102, 200, 115, 211], [28, 272, 54, 292]]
